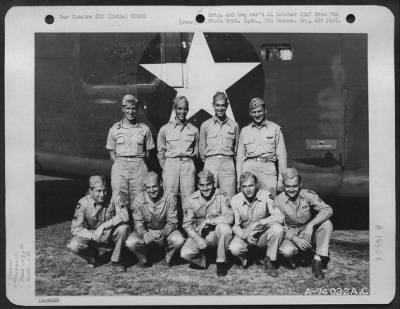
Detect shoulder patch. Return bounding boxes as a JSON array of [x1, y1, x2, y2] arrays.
[[306, 189, 317, 195], [269, 194, 275, 200], [76, 203, 81, 209], [73, 215, 78, 220]]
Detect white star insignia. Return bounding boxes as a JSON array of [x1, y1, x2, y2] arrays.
[[140, 32, 260, 120]]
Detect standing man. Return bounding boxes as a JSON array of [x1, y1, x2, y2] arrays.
[[229, 172, 284, 277], [180, 170, 234, 276], [157, 95, 199, 207], [236, 97, 287, 197], [125, 172, 185, 267], [106, 94, 155, 208], [275, 168, 333, 279], [67, 176, 130, 272], [199, 92, 239, 199]]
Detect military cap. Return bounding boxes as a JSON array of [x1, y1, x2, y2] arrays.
[[249, 97, 265, 110], [122, 94, 139, 106], [89, 175, 106, 188], [282, 168, 299, 181], [198, 169, 215, 183], [142, 171, 160, 185]]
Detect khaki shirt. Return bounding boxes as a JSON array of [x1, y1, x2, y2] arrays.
[[236, 120, 287, 179], [273, 189, 333, 227], [71, 195, 129, 241], [131, 191, 178, 237], [157, 118, 199, 167], [199, 116, 239, 160], [230, 189, 283, 238], [106, 121, 155, 157], [183, 189, 234, 239]]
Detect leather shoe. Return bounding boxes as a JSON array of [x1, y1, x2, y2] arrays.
[[311, 259, 325, 279], [87, 256, 98, 269], [263, 257, 278, 277], [216, 262, 227, 276], [287, 257, 297, 269]]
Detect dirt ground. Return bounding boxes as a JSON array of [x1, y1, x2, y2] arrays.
[[36, 222, 369, 296]]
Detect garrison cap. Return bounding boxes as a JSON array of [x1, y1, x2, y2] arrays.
[[122, 94, 139, 106], [282, 168, 299, 181], [249, 97, 265, 110], [173, 95, 189, 109], [198, 169, 215, 183], [142, 171, 160, 185], [89, 175, 106, 188]]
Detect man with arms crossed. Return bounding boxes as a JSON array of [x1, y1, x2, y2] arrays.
[[67, 176, 130, 272], [106, 94, 155, 207], [229, 171, 284, 277], [236, 97, 287, 197], [275, 168, 333, 279], [125, 172, 185, 267], [157, 95, 199, 208], [199, 91, 239, 199], [180, 170, 234, 276]]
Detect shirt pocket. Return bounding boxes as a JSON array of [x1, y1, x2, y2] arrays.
[[223, 130, 235, 149], [115, 134, 128, 153], [264, 135, 276, 149], [133, 131, 146, 154], [166, 133, 180, 151], [183, 132, 195, 150], [299, 203, 311, 219], [244, 137, 257, 155], [207, 132, 219, 147]]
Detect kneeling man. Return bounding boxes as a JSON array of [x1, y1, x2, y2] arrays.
[[125, 172, 185, 267], [229, 171, 284, 277], [275, 168, 333, 279], [67, 176, 130, 271], [180, 169, 234, 276]]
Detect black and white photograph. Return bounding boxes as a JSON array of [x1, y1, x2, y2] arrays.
[[5, 5, 396, 306]]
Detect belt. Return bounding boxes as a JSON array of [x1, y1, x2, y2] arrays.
[[166, 157, 192, 161], [207, 155, 234, 160], [248, 157, 272, 163], [117, 156, 144, 162]]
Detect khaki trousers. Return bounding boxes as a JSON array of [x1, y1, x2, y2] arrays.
[[279, 220, 333, 258], [163, 159, 195, 209], [180, 223, 233, 267], [125, 230, 185, 264], [111, 157, 148, 207], [242, 160, 278, 196], [67, 224, 130, 263], [204, 157, 236, 199], [229, 223, 284, 264]]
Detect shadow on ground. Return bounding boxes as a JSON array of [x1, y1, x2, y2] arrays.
[[36, 221, 369, 296]]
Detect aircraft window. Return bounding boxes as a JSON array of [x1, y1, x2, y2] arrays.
[[261, 44, 293, 61]]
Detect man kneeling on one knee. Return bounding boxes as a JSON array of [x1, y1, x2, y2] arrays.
[[125, 172, 185, 268], [229, 171, 284, 277], [275, 168, 333, 279], [67, 176, 130, 271], [180, 169, 234, 276]]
